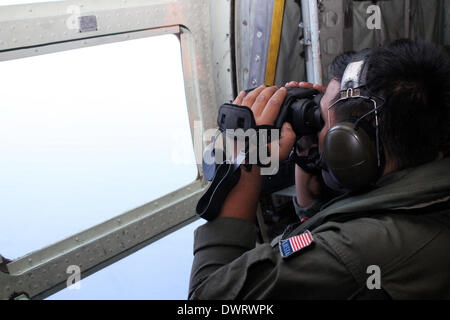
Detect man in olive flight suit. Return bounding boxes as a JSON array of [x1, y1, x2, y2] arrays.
[[189, 40, 450, 299]]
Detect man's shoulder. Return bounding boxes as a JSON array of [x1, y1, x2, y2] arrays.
[[314, 212, 446, 264], [311, 211, 450, 298]]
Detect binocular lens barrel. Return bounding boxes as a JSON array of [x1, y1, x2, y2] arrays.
[[273, 87, 324, 137]]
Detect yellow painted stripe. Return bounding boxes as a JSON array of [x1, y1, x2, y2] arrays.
[[265, 0, 286, 86]]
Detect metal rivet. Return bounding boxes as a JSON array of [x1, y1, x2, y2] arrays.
[[256, 31, 262, 38]]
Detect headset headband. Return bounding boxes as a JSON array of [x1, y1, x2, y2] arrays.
[[327, 50, 385, 168], [340, 50, 371, 91]]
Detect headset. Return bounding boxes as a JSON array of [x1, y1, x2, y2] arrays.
[[321, 51, 386, 192]]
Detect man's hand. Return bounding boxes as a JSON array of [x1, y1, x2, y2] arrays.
[[233, 85, 296, 161], [218, 85, 296, 222], [285, 81, 326, 93]]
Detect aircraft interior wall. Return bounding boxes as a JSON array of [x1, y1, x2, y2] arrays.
[[269, 0, 449, 88]]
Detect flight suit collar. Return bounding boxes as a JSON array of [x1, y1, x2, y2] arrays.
[[277, 157, 450, 243]]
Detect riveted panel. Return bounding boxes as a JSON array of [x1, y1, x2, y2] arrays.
[[235, 0, 274, 91], [318, 0, 353, 85], [210, 0, 235, 105]]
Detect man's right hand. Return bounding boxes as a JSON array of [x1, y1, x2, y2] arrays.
[[233, 85, 296, 162], [218, 85, 296, 223], [285, 81, 326, 93]]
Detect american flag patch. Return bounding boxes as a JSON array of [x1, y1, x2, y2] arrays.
[[279, 231, 314, 258]]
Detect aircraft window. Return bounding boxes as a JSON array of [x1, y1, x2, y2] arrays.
[[0, 34, 197, 259]]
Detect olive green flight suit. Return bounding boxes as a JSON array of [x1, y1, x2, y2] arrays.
[[189, 157, 450, 299]]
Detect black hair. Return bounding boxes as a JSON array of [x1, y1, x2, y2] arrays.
[[335, 39, 450, 170], [330, 51, 356, 81]]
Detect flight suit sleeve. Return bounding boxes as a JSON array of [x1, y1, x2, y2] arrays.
[[189, 217, 360, 299]]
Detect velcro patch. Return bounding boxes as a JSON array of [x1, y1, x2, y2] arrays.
[[279, 231, 314, 258]]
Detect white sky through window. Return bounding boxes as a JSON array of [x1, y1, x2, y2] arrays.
[[0, 34, 197, 261]]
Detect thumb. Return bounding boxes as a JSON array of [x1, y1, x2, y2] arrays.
[[278, 122, 296, 161]]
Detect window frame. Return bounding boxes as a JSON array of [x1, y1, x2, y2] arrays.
[[0, 0, 233, 300]]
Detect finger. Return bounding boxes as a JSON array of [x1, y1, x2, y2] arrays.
[[259, 87, 287, 125], [251, 86, 279, 117], [298, 81, 314, 88], [278, 122, 296, 161], [241, 84, 266, 108], [285, 81, 300, 87], [233, 90, 246, 105], [312, 84, 327, 93]]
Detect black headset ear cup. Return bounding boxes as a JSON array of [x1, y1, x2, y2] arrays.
[[322, 122, 380, 191]]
